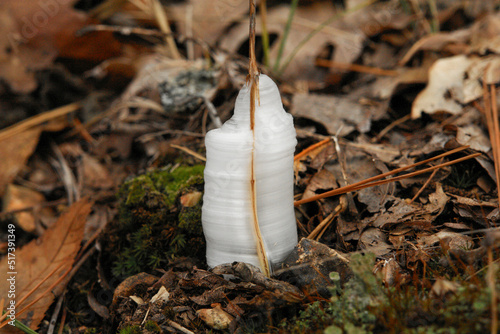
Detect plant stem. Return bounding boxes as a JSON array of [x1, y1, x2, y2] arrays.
[[260, 0, 270, 67], [273, 0, 299, 73], [248, 0, 269, 277]]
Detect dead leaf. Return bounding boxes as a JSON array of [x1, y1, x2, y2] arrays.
[[219, 4, 365, 82], [3, 184, 46, 233], [197, 305, 234, 330], [180, 191, 202, 207], [150, 286, 170, 304], [456, 124, 491, 153], [469, 12, 500, 55], [292, 93, 372, 135], [419, 231, 474, 250], [424, 184, 449, 216], [0, 198, 92, 331], [0, 1, 121, 93], [0, 127, 41, 196], [412, 55, 472, 118], [169, 0, 254, 46], [301, 168, 338, 202], [359, 227, 392, 256]]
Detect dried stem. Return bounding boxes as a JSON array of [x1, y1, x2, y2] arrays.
[[248, 0, 269, 276]]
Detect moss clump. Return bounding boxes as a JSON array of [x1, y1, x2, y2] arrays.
[[144, 320, 161, 333], [278, 251, 500, 334], [108, 165, 205, 278], [118, 325, 141, 334]]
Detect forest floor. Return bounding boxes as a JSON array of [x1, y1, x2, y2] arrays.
[[0, 0, 499, 333]]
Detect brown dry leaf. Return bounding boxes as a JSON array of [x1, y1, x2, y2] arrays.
[[411, 55, 472, 118], [197, 305, 234, 330], [2, 184, 46, 233], [301, 168, 338, 202], [359, 227, 392, 256], [168, 0, 255, 46], [0, 0, 122, 93], [456, 124, 491, 153], [292, 93, 371, 136], [219, 3, 365, 82], [0, 198, 92, 331], [0, 127, 41, 196], [418, 231, 474, 251], [469, 12, 500, 55]]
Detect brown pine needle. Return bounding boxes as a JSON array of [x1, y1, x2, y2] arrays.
[[315, 58, 399, 77], [0, 261, 72, 328], [294, 138, 331, 161], [409, 158, 442, 204], [295, 147, 479, 206]]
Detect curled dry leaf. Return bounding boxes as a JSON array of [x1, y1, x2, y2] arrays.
[[0, 127, 41, 196], [0, 198, 92, 331], [3, 184, 46, 233]]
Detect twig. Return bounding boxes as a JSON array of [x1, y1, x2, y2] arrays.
[[170, 144, 206, 162], [373, 114, 411, 143], [50, 142, 79, 205], [137, 129, 204, 142], [0, 102, 80, 142], [0, 198, 67, 219], [57, 307, 67, 334], [151, 0, 181, 59], [315, 59, 399, 76], [248, 0, 269, 277], [185, 5, 194, 60], [47, 293, 65, 334], [203, 96, 223, 128], [167, 320, 194, 334], [409, 158, 442, 204]]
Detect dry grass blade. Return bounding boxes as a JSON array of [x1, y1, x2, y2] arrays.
[[0, 102, 80, 142], [170, 144, 206, 162], [295, 147, 479, 206]]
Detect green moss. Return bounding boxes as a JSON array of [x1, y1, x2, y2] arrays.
[[109, 165, 206, 278], [144, 320, 161, 333], [118, 325, 141, 334], [277, 251, 500, 334]]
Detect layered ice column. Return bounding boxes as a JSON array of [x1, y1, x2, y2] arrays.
[[202, 74, 298, 271]]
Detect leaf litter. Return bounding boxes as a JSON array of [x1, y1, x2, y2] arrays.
[[0, 0, 499, 333]]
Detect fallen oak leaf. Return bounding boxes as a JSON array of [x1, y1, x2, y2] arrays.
[[0, 198, 92, 332]]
